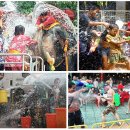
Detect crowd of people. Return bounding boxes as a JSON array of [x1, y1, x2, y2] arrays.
[[68, 75, 130, 128], [79, 4, 130, 70]]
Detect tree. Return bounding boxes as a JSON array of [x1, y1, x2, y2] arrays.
[[16, 1, 36, 14]]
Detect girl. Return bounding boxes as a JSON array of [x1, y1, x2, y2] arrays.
[[105, 24, 130, 70], [5, 25, 37, 70]]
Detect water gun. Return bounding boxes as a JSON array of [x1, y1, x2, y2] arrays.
[[84, 83, 93, 88], [126, 36, 130, 40], [114, 93, 120, 106]]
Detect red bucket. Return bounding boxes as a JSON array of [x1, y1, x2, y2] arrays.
[[45, 113, 57, 128], [56, 108, 66, 128], [21, 116, 31, 128]]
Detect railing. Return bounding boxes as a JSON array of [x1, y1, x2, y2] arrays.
[[69, 118, 130, 128], [0, 53, 44, 71], [69, 124, 88, 128], [92, 119, 130, 128], [32, 56, 44, 71]]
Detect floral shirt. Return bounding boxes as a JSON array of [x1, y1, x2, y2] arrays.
[[5, 34, 37, 70]]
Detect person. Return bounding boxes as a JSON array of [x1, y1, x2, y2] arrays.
[[64, 9, 75, 21], [79, 4, 109, 70], [126, 96, 130, 114], [117, 81, 124, 93], [0, 29, 5, 70], [86, 87, 101, 107], [93, 78, 99, 88], [36, 11, 59, 33], [52, 78, 61, 107], [109, 77, 113, 88], [122, 21, 130, 36], [68, 82, 86, 126], [5, 25, 37, 70], [104, 24, 130, 70], [101, 86, 121, 128]]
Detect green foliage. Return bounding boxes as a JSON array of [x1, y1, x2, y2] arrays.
[[47, 1, 77, 11], [0, 1, 77, 25], [16, 1, 36, 14], [0, 1, 4, 7], [96, 1, 108, 8], [47, 1, 77, 26]]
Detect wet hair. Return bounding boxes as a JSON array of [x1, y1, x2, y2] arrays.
[[109, 24, 119, 30], [14, 25, 25, 36], [68, 82, 75, 88], [40, 11, 48, 17], [88, 4, 100, 11], [100, 24, 119, 41]]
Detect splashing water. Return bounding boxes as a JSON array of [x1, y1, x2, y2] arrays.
[[0, 73, 66, 127], [2, 1, 17, 12], [2, 1, 37, 45], [2, 1, 76, 56], [23, 73, 66, 89], [116, 20, 124, 29], [32, 2, 77, 36]]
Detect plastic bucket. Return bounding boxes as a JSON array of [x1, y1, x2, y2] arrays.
[[45, 113, 57, 128], [21, 116, 31, 128], [56, 108, 66, 128], [0, 90, 8, 103]]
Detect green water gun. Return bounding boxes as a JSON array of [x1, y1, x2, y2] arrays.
[[84, 83, 93, 88], [114, 93, 120, 106], [126, 36, 130, 40]]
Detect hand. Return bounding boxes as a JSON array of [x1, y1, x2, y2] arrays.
[[103, 22, 110, 28], [121, 40, 128, 44], [89, 46, 96, 53]]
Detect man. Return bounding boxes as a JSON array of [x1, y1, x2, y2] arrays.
[[79, 4, 109, 70], [68, 82, 86, 126], [101, 86, 121, 128]]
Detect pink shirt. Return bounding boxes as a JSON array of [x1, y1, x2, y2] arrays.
[[5, 35, 37, 70]]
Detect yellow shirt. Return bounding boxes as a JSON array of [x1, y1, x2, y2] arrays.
[[106, 34, 122, 54]]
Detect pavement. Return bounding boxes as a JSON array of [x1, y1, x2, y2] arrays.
[[80, 102, 130, 128]]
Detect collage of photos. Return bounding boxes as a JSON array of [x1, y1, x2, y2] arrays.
[[0, 0, 130, 130]]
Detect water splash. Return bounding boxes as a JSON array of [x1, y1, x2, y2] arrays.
[[116, 20, 124, 29], [32, 2, 77, 36]]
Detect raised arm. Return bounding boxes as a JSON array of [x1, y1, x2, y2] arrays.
[[89, 21, 109, 28]]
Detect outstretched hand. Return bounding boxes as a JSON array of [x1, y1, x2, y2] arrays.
[[103, 22, 110, 28]]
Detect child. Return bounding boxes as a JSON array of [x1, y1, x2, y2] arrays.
[[5, 25, 37, 70], [52, 78, 61, 107], [36, 11, 59, 32], [105, 24, 130, 70]]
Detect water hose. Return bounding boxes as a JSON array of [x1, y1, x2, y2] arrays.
[[64, 39, 69, 71]]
